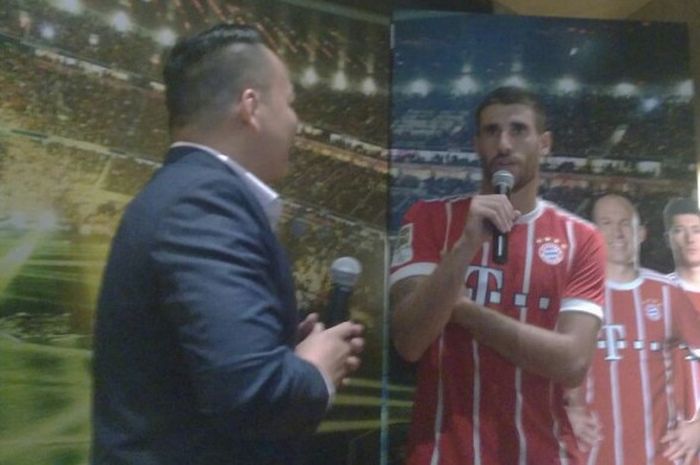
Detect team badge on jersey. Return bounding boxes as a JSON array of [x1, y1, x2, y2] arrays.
[[536, 237, 567, 265], [391, 223, 414, 266], [643, 299, 663, 321]]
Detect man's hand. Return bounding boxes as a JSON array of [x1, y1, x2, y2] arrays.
[[463, 194, 520, 243], [295, 321, 364, 388], [565, 405, 602, 452], [296, 312, 319, 344], [662, 417, 700, 465]]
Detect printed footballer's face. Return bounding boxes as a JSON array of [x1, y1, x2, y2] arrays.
[[593, 196, 644, 267], [667, 213, 700, 268], [475, 104, 551, 191]]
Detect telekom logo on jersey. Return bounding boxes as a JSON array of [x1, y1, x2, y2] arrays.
[[464, 265, 552, 311], [465, 266, 505, 306], [598, 324, 699, 361]]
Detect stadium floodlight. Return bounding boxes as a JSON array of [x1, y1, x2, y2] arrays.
[[55, 0, 83, 14], [40, 23, 56, 40], [301, 66, 319, 88], [675, 80, 694, 100], [452, 74, 479, 96], [407, 79, 431, 97], [361, 76, 377, 96], [156, 28, 176, 47], [612, 82, 638, 98], [502, 75, 528, 89], [641, 97, 659, 112], [331, 70, 348, 91], [111, 11, 132, 32], [556, 77, 580, 95]]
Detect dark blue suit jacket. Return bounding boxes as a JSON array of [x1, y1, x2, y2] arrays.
[[91, 146, 329, 465]]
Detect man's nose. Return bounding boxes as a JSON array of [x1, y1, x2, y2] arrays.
[[497, 131, 512, 152], [612, 224, 624, 238]]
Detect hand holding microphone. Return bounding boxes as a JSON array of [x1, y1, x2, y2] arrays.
[[461, 170, 517, 263], [491, 170, 515, 264], [295, 257, 365, 389]]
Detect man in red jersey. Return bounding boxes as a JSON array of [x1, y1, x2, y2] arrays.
[[567, 194, 700, 465], [390, 86, 606, 465], [665, 197, 700, 316], [664, 197, 700, 458]]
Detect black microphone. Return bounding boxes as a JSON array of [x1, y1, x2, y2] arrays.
[[491, 170, 515, 264], [326, 257, 362, 326]]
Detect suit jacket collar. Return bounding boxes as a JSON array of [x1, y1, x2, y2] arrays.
[[164, 143, 282, 228]]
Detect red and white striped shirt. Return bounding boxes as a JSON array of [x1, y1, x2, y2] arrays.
[[583, 270, 700, 465], [390, 197, 606, 465], [667, 272, 700, 416]]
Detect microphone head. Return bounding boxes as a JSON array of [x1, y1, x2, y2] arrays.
[[492, 170, 514, 189], [330, 257, 362, 287]]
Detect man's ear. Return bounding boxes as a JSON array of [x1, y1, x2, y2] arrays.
[[238, 88, 260, 129], [539, 130, 552, 157], [638, 224, 647, 245]]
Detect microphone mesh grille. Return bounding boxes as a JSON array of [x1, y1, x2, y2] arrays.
[[492, 170, 514, 189]]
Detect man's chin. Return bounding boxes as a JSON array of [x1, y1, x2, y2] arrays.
[[684, 260, 700, 269]]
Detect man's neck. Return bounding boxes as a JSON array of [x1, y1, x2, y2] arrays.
[[675, 265, 700, 285], [481, 177, 538, 215], [509, 187, 537, 215], [172, 131, 232, 155], [606, 263, 638, 283]]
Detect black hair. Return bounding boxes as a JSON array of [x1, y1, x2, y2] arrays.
[[663, 197, 700, 231], [475, 86, 547, 134], [163, 23, 271, 129]]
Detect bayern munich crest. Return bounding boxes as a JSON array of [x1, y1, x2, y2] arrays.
[[536, 237, 567, 265], [643, 299, 663, 321]]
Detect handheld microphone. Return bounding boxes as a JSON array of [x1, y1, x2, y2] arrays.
[[491, 170, 514, 264], [326, 257, 362, 326]]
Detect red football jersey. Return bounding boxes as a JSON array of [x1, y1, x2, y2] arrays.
[[390, 197, 606, 465], [668, 273, 700, 416], [583, 270, 700, 465]]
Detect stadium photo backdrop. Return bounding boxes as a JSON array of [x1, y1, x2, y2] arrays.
[[390, 10, 695, 270], [388, 6, 697, 453], [0, 1, 390, 464]]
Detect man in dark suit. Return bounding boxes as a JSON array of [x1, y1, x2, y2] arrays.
[[91, 24, 364, 465]]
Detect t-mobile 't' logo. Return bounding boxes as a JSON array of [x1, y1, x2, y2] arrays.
[[465, 266, 504, 305], [601, 324, 626, 361]]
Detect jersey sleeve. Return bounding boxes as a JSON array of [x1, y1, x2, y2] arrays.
[[389, 200, 447, 287], [560, 225, 606, 320], [672, 286, 700, 357]]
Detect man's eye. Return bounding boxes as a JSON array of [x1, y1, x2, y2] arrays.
[[511, 125, 527, 135]]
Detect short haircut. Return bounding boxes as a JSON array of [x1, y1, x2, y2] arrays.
[[475, 86, 547, 134], [663, 197, 700, 231], [163, 23, 272, 129], [590, 192, 642, 224]]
